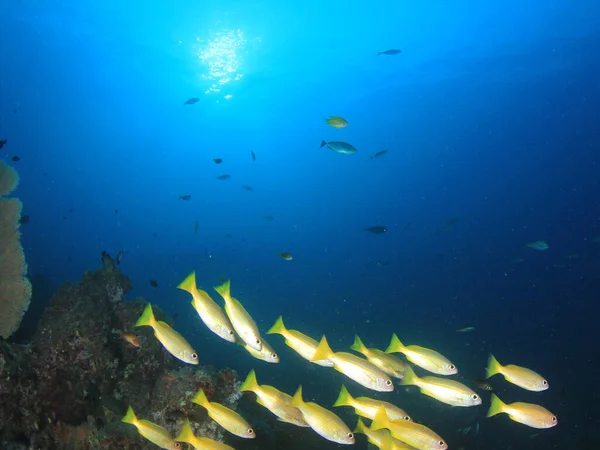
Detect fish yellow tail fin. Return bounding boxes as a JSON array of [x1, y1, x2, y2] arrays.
[[486, 393, 506, 418], [135, 304, 157, 328], [486, 354, 502, 379], [177, 271, 197, 295], [353, 418, 367, 435], [400, 364, 420, 387], [371, 406, 390, 432], [192, 388, 210, 409], [175, 418, 195, 443], [311, 335, 334, 362], [214, 279, 231, 302], [349, 335, 367, 354], [290, 386, 305, 409], [240, 369, 259, 393], [267, 316, 288, 336], [379, 430, 394, 450], [121, 406, 137, 425], [385, 333, 406, 354], [333, 385, 354, 408]]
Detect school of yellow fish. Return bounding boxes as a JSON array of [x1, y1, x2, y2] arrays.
[[122, 270, 558, 449]]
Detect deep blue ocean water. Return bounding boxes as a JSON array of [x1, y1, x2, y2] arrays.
[[2, 0, 600, 448]]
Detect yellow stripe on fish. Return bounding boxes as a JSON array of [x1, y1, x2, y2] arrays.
[[135, 304, 198, 365], [312, 335, 394, 392], [486, 354, 548, 391], [385, 334, 456, 375], [401, 365, 481, 407], [267, 316, 333, 367], [175, 418, 234, 450], [214, 279, 262, 351], [350, 335, 407, 379], [290, 386, 355, 445], [240, 370, 308, 427], [192, 388, 255, 439], [486, 393, 557, 429], [333, 385, 411, 421], [122, 406, 181, 450], [177, 271, 236, 343], [371, 407, 447, 450], [354, 418, 417, 450]]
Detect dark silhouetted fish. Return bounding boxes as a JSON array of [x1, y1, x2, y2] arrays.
[[473, 378, 494, 392], [242, 185, 253, 191], [116, 249, 125, 265], [377, 49, 402, 56], [365, 226, 387, 234], [114, 209, 118, 215], [19, 215, 30, 225], [213, 158, 223, 164], [369, 150, 388, 160], [179, 194, 192, 200], [320, 140, 357, 155], [251, 151, 256, 161], [194, 220, 199, 233], [184, 98, 199, 105], [263, 215, 275, 221], [0, 139, 6, 150], [150, 280, 158, 288], [216, 174, 231, 180], [279, 252, 293, 261], [11, 156, 20, 162]]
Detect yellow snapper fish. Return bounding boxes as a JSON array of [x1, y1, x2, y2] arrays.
[[135, 304, 198, 365], [401, 365, 481, 407], [486, 393, 557, 429], [333, 384, 412, 421], [177, 271, 236, 343], [351, 335, 407, 379], [354, 418, 417, 450], [290, 386, 355, 445], [175, 418, 234, 450], [214, 279, 262, 351], [192, 388, 255, 438], [122, 406, 181, 450], [239, 336, 279, 363], [371, 406, 448, 450], [240, 370, 308, 427], [486, 354, 548, 391], [324, 115, 348, 128], [313, 335, 394, 392], [385, 334, 457, 375], [267, 316, 333, 367]]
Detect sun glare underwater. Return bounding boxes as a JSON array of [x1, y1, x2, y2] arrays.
[[1, 1, 600, 449]]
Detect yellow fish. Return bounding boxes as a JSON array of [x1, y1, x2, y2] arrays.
[[175, 418, 234, 450], [214, 279, 262, 351], [267, 316, 333, 367], [240, 370, 308, 427], [177, 271, 236, 343], [240, 337, 279, 363], [121, 406, 181, 450], [324, 115, 348, 128], [350, 335, 407, 379], [354, 418, 417, 450], [401, 365, 481, 407], [192, 388, 255, 438], [486, 354, 548, 391], [385, 333, 456, 375], [313, 336, 393, 392], [371, 406, 448, 450], [333, 385, 411, 421], [135, 304, 198, 365], [486, 393, 557, 429], [290, 386, 355, 445]]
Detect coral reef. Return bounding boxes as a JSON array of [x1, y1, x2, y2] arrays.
[[0, 160, 32, 339], [0, 257, 242, 449]]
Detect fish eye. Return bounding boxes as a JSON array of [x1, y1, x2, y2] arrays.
[[542, 380, 548, 385], [472, 394, 479, 400], [191, 353, 198, 359], [248, 428, 254, 434], [551, 416, 557, 422], [385, 379, 392, 386], [256, 339, 261, 345], [438, 441, 445, 447], [449, 364, 456, 370], [271, 353, 277, 359], [228, 330, 234, 335], [347, 433, 354, 439], [403, 416, 411, 421]]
